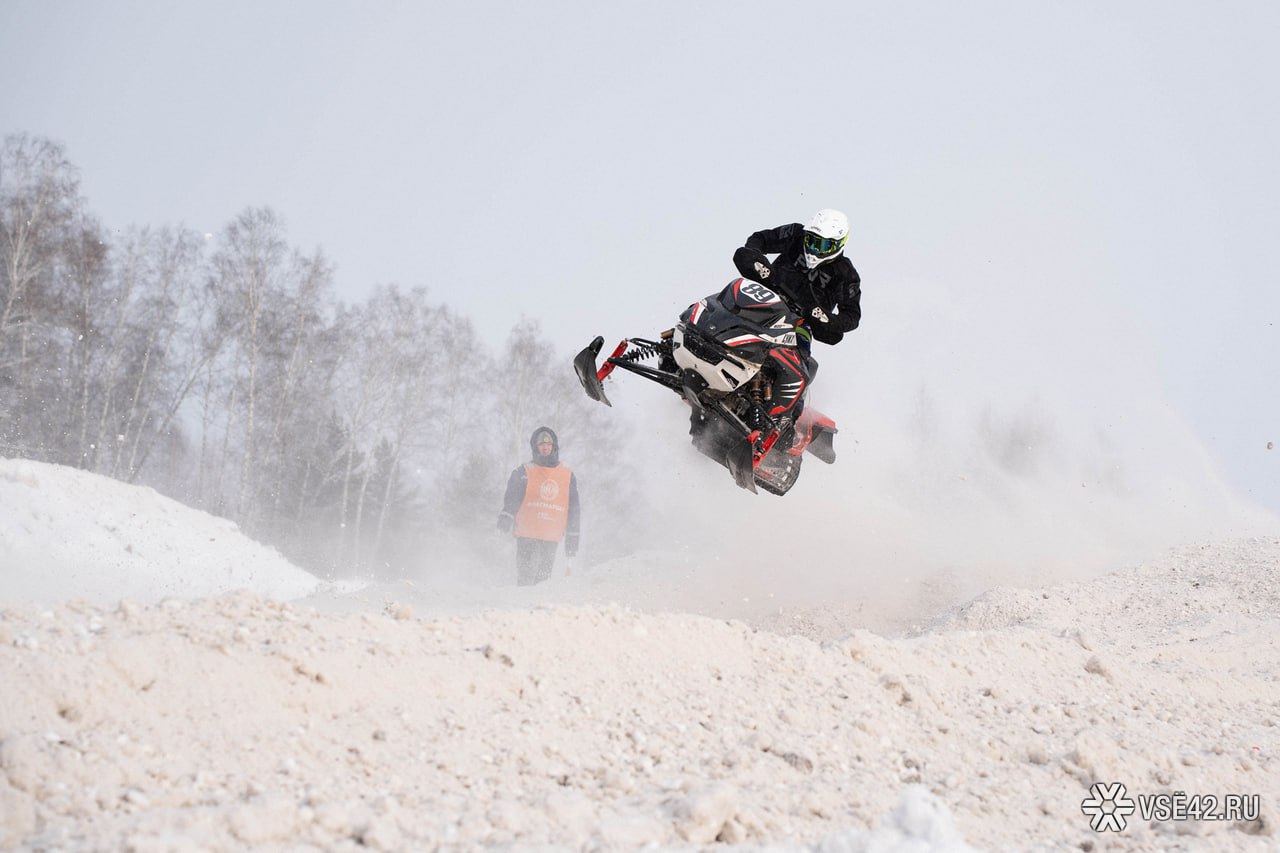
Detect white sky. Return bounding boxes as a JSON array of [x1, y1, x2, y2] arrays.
[[3, 0, 1278, 511]]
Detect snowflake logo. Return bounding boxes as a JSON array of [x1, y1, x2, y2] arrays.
[[1081, 782, 1136, 832]]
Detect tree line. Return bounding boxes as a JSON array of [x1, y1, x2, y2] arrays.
[[0, 133, 643, 579]]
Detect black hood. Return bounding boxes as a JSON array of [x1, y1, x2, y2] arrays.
[[529, 426, 560, 466]]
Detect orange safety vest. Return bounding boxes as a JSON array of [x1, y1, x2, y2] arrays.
[[513, 463, 572, 541]]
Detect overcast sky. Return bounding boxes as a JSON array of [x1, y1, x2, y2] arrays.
[[3, 0, 1278, 513]]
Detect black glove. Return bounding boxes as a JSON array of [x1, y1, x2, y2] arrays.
[[733, 247, 774, 283], [496, 514, 513, 534], [811, 321, 844, 346]]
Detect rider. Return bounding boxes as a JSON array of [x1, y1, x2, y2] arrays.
[[731, 208, 861, 435]]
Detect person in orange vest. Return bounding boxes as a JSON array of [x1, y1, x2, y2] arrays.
[[496, 426, 581, 585]]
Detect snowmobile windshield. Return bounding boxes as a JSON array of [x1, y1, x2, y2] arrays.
[[803, 231, 846, 258]]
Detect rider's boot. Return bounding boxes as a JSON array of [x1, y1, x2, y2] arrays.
[[773, 415, 797, 450]]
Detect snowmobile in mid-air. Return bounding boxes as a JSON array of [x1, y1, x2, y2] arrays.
[[573, 277, 838, 496]]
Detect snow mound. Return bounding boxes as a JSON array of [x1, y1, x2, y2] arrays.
[[0, 458, 319, 604], [2, 538, 1278, 850]]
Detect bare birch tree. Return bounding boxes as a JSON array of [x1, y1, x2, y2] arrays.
[[206, 207, 289, 527], [0, 134, 82, 455], [114, 226, 213, 484]]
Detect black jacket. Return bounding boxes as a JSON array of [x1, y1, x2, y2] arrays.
[[733, 223, 861, 345]]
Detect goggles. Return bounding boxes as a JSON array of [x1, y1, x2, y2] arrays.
[[803, 231, 847, 257]]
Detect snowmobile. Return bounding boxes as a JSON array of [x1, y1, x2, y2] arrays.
[[573, 277, 838, 496]]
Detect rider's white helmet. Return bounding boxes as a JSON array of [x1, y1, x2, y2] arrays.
[[801, 209, 849, 269]]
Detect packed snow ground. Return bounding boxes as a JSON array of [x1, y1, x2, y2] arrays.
[[1, 458, 1277, 851]]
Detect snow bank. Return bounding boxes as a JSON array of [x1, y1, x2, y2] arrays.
[[0, 458, 319, 604]]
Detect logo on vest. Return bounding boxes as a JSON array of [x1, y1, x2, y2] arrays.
[[539, 479, 560, 501]]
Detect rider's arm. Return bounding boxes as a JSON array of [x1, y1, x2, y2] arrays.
[[830, 265, 862, 333], [812, 265, 862, 344], [743, 223, 803, 255], [734, 223, 803, 283]]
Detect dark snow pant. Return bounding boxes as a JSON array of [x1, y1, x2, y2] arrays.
[[516, 537, 558, 586], [765, 347, 810, 420]]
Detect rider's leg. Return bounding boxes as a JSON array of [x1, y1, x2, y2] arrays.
[[765, 348, 809, 421], [764, 348, 811, 448]]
